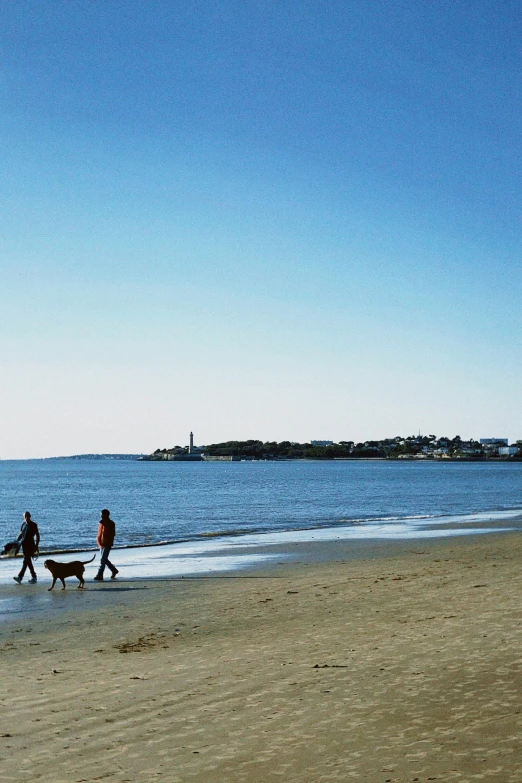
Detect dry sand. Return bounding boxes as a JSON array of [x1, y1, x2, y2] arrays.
[[1, 532, 522, 782]]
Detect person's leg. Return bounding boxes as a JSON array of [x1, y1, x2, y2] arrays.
[[96, 547, 117, 578], [24, 549, 36, 579], [18, 550, 36, 581], [103, 547, 118, 576], [16, 552, 34, 580], [97, 548, 108, 577], [18, 555, 29, 579], [28, 559, 36, 579]]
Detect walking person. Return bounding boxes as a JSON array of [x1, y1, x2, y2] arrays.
[[94, 508, 119, 581], [13, 511, 40, 584]]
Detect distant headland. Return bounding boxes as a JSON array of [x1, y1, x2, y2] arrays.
[[144, 434, 522, 462], [48, 454, 146, 461]]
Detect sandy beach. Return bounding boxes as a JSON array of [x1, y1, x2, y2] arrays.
[[1, 531, 522, 782]]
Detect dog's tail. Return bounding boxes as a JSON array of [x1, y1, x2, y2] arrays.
[[81, 554, 97, 565]]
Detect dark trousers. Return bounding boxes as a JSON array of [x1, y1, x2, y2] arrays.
[[98, 547, 117, 576], [19, 548, 36, 579]]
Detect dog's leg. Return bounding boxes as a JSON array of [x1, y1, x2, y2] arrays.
[[60, 578, 66, 590], [78, 577, 84, 589], [48, 577, 56, 592]]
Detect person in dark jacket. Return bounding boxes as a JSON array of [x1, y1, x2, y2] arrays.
[[13, 511, 40, 584], [94, 508, 119, 581]]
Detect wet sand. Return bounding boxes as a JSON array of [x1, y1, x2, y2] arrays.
[[1, 531, 522, 782]]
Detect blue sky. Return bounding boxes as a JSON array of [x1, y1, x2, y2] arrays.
[[1, 1, 521, 458]]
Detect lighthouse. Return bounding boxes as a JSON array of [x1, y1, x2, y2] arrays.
[[189, 432, 194, 454]]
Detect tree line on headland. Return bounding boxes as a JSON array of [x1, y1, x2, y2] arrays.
[[148, 435, 522, 461]]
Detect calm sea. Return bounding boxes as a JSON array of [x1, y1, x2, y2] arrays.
[[1, 459, 521, 553]]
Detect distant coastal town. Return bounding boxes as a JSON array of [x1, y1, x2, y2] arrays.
[[145, 433, 522, 461]]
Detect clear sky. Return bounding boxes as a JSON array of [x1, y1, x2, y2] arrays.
[[1, 1, 521, 458]]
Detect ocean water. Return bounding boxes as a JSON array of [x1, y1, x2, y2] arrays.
[[1, 458, 521, 553]]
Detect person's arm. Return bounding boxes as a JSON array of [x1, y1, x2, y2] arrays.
[[34, 525, 40, 549], [16, 523, 26, 543], [96, 522, 103, 548]]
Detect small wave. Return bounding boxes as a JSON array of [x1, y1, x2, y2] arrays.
[[337, 509, 522, 526], [198, 529, 253, 539], [337, 514, 435, 525]]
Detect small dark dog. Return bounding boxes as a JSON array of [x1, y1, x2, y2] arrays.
[[44, 554, 96, 590], [1, 541, 21, 557]]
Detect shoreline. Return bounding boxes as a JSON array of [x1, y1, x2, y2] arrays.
[[1, 531, 522, 781], [0, 525, 519, 621], [1, 510, 520, 596]]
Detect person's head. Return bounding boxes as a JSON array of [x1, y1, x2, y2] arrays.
[[101, 508, 110, 519], [24, 511, 32, 521]]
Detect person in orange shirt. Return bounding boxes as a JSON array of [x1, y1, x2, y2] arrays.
[[94, 508, 119, 581]]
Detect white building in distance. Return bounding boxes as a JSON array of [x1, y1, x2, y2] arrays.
[[311, 440, 334, 446]]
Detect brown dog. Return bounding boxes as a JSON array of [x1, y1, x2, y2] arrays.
[[44, 554, 96, 590]]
